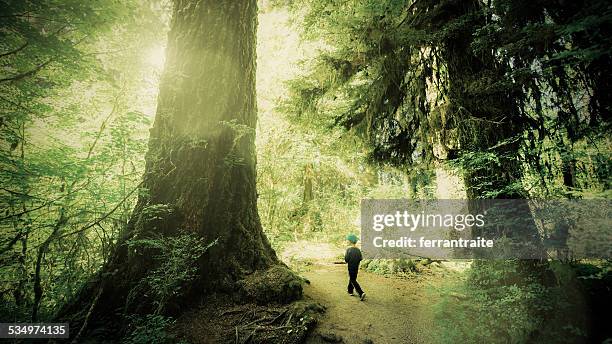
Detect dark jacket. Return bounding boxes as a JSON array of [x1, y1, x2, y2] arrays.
[[345, 246, 362, 272]]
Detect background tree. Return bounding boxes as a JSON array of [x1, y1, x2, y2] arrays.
[[279, 0, 611, 342]]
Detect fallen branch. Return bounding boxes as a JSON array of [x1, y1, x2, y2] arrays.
[[71, 284, 104, 343], [266, 309, 288, 325], [241, 326, 258, 344], [0, 58, 53, 83], [0, 40, 29, 59], [57, 180, 144, 240]]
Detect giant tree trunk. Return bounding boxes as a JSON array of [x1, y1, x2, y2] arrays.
[[440, 0, 522, 199], [128, 0, 278, 293], [439, 0, 551, 275], [60, 0, 301, 335], [436, 4, 555, 339]]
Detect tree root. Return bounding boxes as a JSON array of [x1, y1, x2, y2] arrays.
[[177, 297, 325, 344]]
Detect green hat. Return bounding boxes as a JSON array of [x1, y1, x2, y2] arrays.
[[346, 233, 358, 243]]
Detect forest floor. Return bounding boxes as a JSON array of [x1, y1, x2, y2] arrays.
[[283, 242, 463, 344], [177, 241, 464, 344], [302, 263, 436, 344]]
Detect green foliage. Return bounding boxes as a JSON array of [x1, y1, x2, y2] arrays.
[[256, 7, 440, 254], [127, 234, 217, 314], [449, 150, 527, 198], [257, 82, 428, 249], [140, 204, 174, 222], [281, 0, 610, 200], [277, 3, 610, 342], [361, 258, 420, 276], [0, 0, 168, 322], [433, 261, 589, 344], [256, 117, 429, 248], [122, 314, 187, 344]]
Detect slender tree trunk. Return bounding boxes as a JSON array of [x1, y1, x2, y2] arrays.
[[302, 163, 314, 206]]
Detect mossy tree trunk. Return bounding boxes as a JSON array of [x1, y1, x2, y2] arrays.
[[440, 0, 522, 200], [439, 1, 551, 284], [61, 0, 301, 333], [128, 0, 277, 293]]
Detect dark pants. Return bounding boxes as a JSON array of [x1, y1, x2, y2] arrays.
[[347, 267, 363, 295]]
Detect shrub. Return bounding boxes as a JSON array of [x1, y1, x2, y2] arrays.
[[122, 314, 187, 344]]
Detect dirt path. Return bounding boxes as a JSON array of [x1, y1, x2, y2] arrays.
[[301, 263, 438, 344]]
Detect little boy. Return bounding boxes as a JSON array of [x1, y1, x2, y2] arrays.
[[345, 234, 366, 301]]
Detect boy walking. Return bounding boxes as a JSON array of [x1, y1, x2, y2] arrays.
[[345, 234, 366, 301]]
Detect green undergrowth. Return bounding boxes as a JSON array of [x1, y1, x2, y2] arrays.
[[430, 260, 612, 344], [122, 314, 188, 344], [361, 258, 446, 277]]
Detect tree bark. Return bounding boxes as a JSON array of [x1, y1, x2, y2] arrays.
[[128, 0, 278, 292], [302, 162, 314, 206], [439, 0, 551, 275], [60, 0, 301, 332]]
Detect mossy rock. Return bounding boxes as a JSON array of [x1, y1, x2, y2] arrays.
[[289, 299, 326, 319], [237, 265, 304, 304]]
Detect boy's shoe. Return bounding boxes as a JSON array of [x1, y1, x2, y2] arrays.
[[360, 293, 366, 301], [348, 292, 355, 296]]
